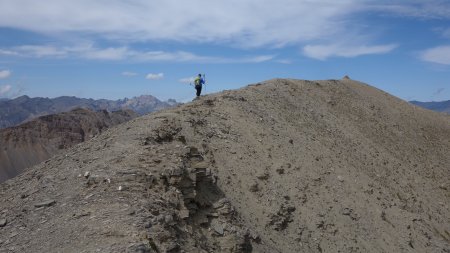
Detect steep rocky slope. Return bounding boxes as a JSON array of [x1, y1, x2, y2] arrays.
[[0, 78, 449, 253], [0, 108, 137, 182]]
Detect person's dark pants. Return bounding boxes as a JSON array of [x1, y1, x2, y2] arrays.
[[195, 85, 202, 96]]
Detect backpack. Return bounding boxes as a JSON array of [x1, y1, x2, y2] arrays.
[[194, 77, 202, 88]]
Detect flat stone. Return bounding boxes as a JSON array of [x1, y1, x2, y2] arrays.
[[342, 208, 352, 215], [211, 221, 224, 235], [207, 212, 219, 218], [257, 172, 270, 180], [0, 218, 7, 227], [192, 161, 209, 169], [179, 209, 190, 219], [213, 198, 229, 209], [34, 200, 56, 208]]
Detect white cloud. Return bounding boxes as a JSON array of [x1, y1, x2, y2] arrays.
[[82, 47, 129, 60], [303, 43, 398, 60], [0, 70, 11, 79], [240, 55, 275, 63], [0, 84, 12, 95], [420, 45, 450, 65], [146, 73, 164, 80], [0, 0, 374, 48], [179, 77, 195, 84], [15, 45, 68, 57], [122, 71, 137, 76], [2, 1, 433, 60], [0, 43, 275, 63], [0, 49, 19, 56]]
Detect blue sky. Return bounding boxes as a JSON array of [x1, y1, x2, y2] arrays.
[[0, 0, 450, 102]]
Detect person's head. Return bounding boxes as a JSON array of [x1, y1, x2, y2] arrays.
[[198, 73, 202, 77]]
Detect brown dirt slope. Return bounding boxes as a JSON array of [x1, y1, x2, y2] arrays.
[[0, 108, 137, 182], [0, 78, 449, 253]]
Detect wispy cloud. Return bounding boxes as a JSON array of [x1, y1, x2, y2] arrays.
[[0, 44, 275, 63], [365, 1, 450, 19], [122, 71, 138, 76], [303, 43, 398, 60], [420, 45, 450, 65], [14, 45, 67, 57], [146, 73, 164, 80], [179, 77, 195, 84], [0, 84, 12, 95], [0, 49, 19, 56], [0, 70, 11, 79], [0, 0, 359, 47], [1, 1, 446, 60], [0, 0, 423, 50], [83, 47, 129, 60]]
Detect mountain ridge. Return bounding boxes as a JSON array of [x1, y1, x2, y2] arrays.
[[0, 94, 178, 129], [0, 78, 448, 252], [410, 100, 450, 113]]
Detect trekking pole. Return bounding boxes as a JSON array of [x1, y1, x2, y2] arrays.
[[203, 74, 206, 92]]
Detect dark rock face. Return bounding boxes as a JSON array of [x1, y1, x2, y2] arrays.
[[0, 95, 178, 129], [0, 108, 137, 182]]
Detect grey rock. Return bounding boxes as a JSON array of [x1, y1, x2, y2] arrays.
[[34, 200, 56, 208], [249, 182, 259, 192], [170, 167, 184, 176], [192, 161, 209, 169], [164, 214, 174, 224], [256, 172, 270, 180], [211, 220, 224, 235], [0, 218, 7, 227], [213, 198, 230, 209], [128, 243, 151, 253], [165, 242, 180, 252], [342, 208, 352, 215], [179, 209, 190, 219]]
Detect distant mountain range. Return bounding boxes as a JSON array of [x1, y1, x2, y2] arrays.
[[0, 108, 137, 182], [0, 95, 179, 129], [410, 100, 450, 113]]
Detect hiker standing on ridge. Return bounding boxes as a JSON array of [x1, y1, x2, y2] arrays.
[[194, 74, 205, 97]]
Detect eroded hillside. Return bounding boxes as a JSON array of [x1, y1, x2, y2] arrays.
[[0, 78, 449, 253], [0, 108, 137, 182]]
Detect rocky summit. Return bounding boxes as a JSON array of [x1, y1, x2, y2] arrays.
[[0, 78, 449, 253]]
